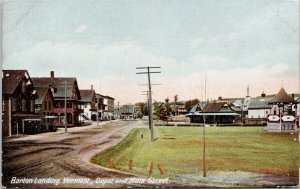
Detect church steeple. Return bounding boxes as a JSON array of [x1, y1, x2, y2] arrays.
[[246, 85, 250, 97]]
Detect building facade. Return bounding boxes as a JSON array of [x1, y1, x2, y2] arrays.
[[80, 85, 96, 120], [103, 96, 115, 120], [247, 93, 272, 119], [267, 88, 297, 132], [2, 70, 40, 136], [32, 71, 83, 127]]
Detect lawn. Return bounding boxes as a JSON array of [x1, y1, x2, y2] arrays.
[[91, 125, 299, 180]]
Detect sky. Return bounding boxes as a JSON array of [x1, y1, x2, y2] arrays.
[[2, 0, 299, 104]]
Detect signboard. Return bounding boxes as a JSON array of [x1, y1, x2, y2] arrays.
[[268, 115, 280, 122], [282, 115, 295, 122], [267, 122, 281, 131]]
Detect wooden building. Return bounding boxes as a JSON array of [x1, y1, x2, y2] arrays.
[[80, 86, 96, 120], [2, 70, 41, 136], [35, 86, 55, 116], [103, 95, 115, 120], [247, 92, 272, 119], [119, 105, 136, 119], [32, 71, 83, 127], [94, 94, 106, 121], [187, 102, 239, 124], [267, 88, 297, 132]]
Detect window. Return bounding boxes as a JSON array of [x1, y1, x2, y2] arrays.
[[30, 99, 35, 112], [48, 101, 52, 110], [12, 98, 17, 112], [22, 81, 26, 93], [22, 99, 26, 112], [44, 102, 47, 111]]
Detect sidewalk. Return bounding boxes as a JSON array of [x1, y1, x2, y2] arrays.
[[3, 120, 119, 142]]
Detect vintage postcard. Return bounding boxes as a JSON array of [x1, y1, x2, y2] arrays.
[[1, 0, 299, 188]]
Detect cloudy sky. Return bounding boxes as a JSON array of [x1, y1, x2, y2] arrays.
[[3, 0, 299, 104]]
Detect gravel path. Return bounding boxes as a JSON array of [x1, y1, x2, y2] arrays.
[[3, 120, 145, 188]]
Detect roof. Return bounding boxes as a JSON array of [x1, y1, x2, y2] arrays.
[[219, 97, 243, 103], [32, 77, 80, 99], [203, 102, 227, 112], [248, 97, 272, 109], [187, 112, 239, 116], [80, 90, 95, 102], [35, 87, 52, 105], [169, 101, 185, 106], [3, 70, 28, 95], [96, 94, 105, 98], [268, 88, 295, 104], [189, 102, 206, 113], [104, 95, 115, 100], [119, 105, 135, 114]]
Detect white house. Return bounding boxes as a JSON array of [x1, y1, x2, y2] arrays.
[[79, 86, 96, 120], [248, 95, 272, 119]]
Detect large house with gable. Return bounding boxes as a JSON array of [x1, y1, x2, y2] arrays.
[[32, 71, 83, 127], [2, 70, 40, 136]]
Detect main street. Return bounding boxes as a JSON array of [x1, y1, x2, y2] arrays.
[[3, 120, 146, 188]]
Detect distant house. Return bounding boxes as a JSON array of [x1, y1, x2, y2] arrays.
[[2, 70, 40, 136], [170, 101, 187, 115], [35, 86, 55, 116], [32, 71, 83, 127], [80, 85, 96, 120], [94, 94, 106, 121], [267, 87, 297, 132], [247, 92, 272, 119], [186, 102, 206, 122], [119, 105, 136, 119], [187, 102, 238, 124], [103, 95, 115, 120]]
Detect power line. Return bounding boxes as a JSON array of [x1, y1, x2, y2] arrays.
[[136, 66, 161, 142]]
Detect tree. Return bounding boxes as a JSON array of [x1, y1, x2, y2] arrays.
[[135, 102, 148, 117], [174, 95, 178, 115], [152, 101, 159, 120], [165, 98, 169, 104], [164, 98, 172, 116], [185, 98, 200, 112]]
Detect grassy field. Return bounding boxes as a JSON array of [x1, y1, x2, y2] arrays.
[[91, 126, 299, 180]]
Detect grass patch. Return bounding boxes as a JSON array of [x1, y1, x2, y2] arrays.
[[91, 126, 299, 180]]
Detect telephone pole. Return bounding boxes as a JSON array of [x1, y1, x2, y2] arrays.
[[136, 66, 161, 142], [142, 90, 153, 130], [202, 75, 207, 177], [64, 81, 68, 133]]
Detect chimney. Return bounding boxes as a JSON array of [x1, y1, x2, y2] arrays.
[[292, 93, 294, 100], [50, 71, 54, 80], [91, 85, 93, 90]]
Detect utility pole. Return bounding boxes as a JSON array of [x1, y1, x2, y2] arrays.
[[202, 75, 207, 177], [136, 66, 161, 142], [117, 101, 120, 119], [96, 95, 99, 126], [64, 81, 67, 133], [142, 90, 153, 130]]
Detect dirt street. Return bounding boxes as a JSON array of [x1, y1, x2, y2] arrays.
[[3, 120, 146, 188]]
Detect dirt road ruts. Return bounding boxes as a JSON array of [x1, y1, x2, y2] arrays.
[[3, 120, 144, 188]]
